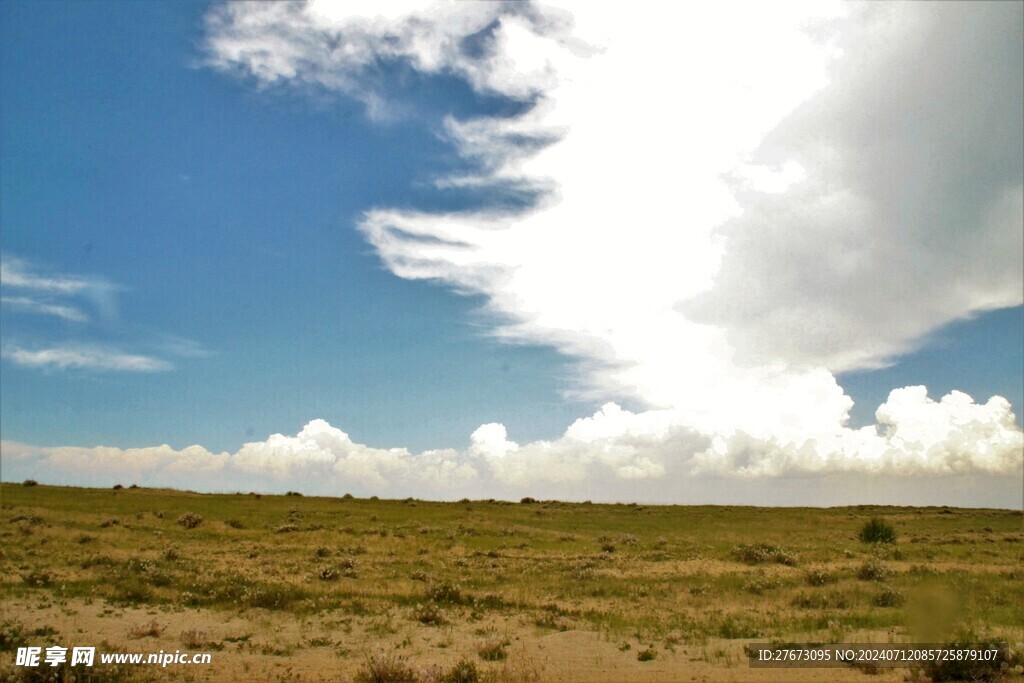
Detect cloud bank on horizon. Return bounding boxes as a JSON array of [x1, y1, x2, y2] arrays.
[[3, 1, 1021, 501]]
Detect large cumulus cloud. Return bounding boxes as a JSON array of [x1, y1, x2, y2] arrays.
[[9, 2, 1019, 504], [3, 385, 1019, 505], [203, 2, 1024, 491]]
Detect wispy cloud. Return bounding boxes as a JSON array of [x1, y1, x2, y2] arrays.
[[1, 345, 172, 372], [0, 258, 92, 294], [0, 256, 122, 323], [0, 255, 198, 373], [0, 296, 89, 323]]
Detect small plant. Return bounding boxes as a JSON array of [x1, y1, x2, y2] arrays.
[[177, 512, 203, 529], [21, 479, 38, 487], [520, 497, 537, 504], [637, 647, 657, 662], [410, 570, 428, 582], [731, 543, 797, 566], [412, 602, 445, 625], [314, 545, 331, 558], [618, 533, 639, 546], [354, 652, 421, 683], [180, 629, 207, 648], [805, 568, 836, 586], [225, 518, 245, 529], [127, 620, 164, 638], [873, 587, 905, 607], [286, 490, 303, 497], [19, 569, 52, 588], [857, 558, 888, 581], [859, 517, 896, 544], [477, 639, 509, 661], [743, 576, 779, 594], [601, 542, 616, 553], [99, 517, 119, 528], [440, 658, 480, 683], [427, 582, 465, 605], [337, 556, 358, 577], [318, 566, 339, 581]]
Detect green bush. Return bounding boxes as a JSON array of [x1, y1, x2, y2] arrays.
[[857, 558, 888, 581], [873, 587, 905, 607], [859, 517, 896, 544], [637, 647, 657, 661], [731, 543, 797, 566], [177, 512, 203, 529]]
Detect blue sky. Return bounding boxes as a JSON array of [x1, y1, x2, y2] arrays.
[[1, 1, 1021, 505], [1, 1, 592, 453]]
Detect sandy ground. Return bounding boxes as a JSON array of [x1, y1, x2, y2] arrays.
[[1, 597, 962, 682]]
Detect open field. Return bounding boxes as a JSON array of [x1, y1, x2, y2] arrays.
[[1, 482, 1022, 682]]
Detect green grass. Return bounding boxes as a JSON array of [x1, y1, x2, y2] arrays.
[[1, 483, 1022, 650]]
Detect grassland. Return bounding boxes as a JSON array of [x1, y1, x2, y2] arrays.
[[1, 482, 1022, 682]]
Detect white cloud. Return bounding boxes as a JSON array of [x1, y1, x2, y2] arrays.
[[1, 256, 204, 373], [685, 3, 1024, 372], [0, 296, 89, 323], [1, 345, 172, 372], [1, 258, 92, 294], [2, 395, 1019, 503], [180, 2, 1024, 497], [1, 257, 122, 322]]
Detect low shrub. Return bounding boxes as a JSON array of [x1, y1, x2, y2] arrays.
[[857, 558, 888, 581], [427, 582, 466, 605], [731, 543, 797, 566], [440, 659, 480, 683], [859, 517, 897, 544], [637, 647, 657, 662], [354, 652, 420, 683], [411, 602, 445, 625], [180, 629, 207, 648], [127, 620, 165, 638], [873, 587, 905, 607], [177, 512, 203, 529], [477, 639, 508, 661], [805, 568, 836, 586]]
